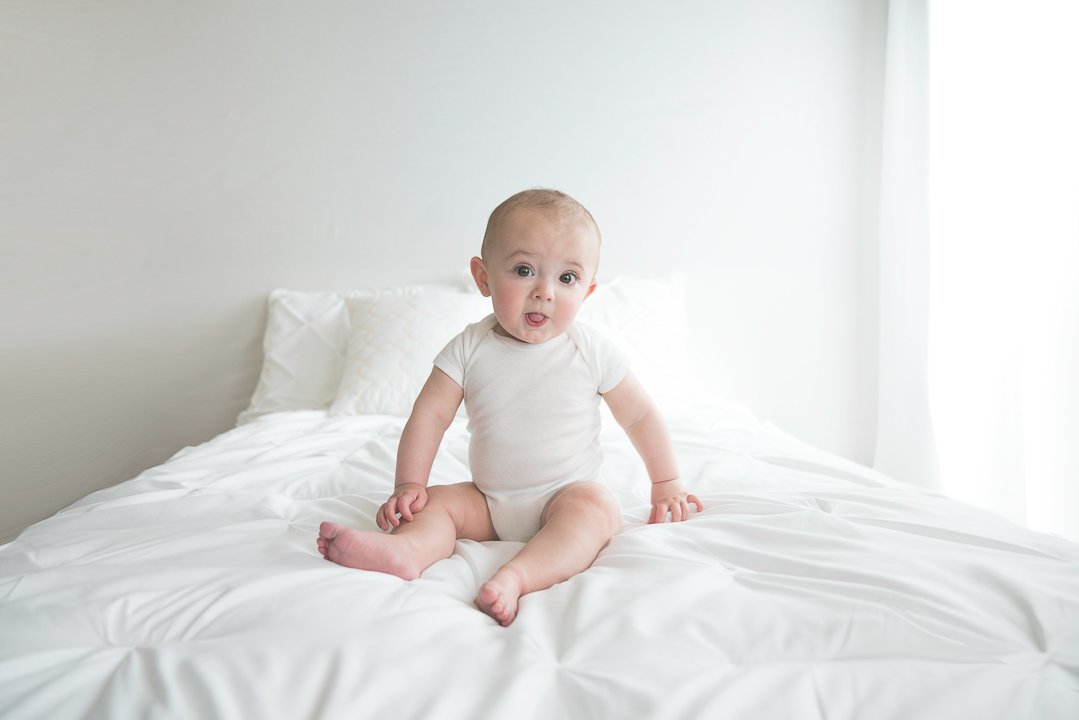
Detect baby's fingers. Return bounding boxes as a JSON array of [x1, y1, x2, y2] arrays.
[[669, 499, 685, 523], [397, 489, 428, 523], [650, 501, 669, 524], [650, 494, 704, 524], [670, 495, 704, 522], [381, 498, 404, 529], [410, 490, 428, 516]]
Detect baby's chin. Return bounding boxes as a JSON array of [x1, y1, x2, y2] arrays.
[[493, 319, 561, 344]]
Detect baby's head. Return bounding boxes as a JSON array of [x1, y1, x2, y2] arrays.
[[471, 189, 601, 344], [479, 189, 601, 268]]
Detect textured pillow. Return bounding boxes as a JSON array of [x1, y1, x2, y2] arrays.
[[238, 289, 356, 424], [241, 275, 689, 424], [329, 286, 492, 416], [578, 274, 689, 403]]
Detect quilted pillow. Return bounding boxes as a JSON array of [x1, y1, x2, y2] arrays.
[[240, 275, 689, 424], [238, 289, 355, 424], [329, 286, 492, 416]]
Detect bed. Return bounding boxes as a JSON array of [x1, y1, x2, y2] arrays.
[[2, 278, 1077, 719]]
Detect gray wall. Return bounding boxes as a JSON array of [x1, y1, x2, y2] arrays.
[[1, 0, 885, 542]]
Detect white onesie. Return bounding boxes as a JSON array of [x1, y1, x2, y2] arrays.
[[433, 314, 630, 542]]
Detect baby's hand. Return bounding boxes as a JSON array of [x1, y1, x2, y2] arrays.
[[376, 483, 428, 531], [649, 479, 703, 524]]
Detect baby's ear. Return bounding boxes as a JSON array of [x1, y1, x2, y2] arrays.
[[470, 256, 491, 297]]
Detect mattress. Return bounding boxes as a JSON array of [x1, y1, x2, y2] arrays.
[[2, 402, 1078, 719]]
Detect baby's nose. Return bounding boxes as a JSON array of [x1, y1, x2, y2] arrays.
[[532, 278, 554, 300]]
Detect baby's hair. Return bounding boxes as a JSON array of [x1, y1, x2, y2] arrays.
[[481, 188, 601, 260]]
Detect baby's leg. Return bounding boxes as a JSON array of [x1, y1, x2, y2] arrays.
[[475, 482, 621, 626], [318, 482, 496, 580]]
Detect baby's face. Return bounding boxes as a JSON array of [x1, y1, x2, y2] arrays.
[[471, 207, 600, 344]]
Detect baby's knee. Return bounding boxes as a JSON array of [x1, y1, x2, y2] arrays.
[[427, 482, 496, 540], [427, 481, 480, 502], [569, 481, 617, 507], [548, 482, 621, 533]]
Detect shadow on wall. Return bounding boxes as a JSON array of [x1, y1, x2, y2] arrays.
[[1, 294, 266, 543]]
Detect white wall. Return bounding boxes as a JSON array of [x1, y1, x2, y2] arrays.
[[0, 0, 886, 542]]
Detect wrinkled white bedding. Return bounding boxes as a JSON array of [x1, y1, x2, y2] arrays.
[[2, 403, 1078, 719]]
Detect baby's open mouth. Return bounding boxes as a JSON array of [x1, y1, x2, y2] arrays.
[[525, 313, 548, 327]]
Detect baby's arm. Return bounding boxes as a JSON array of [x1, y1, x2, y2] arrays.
[[602, 372, 703, 523], [376, 367, 464, 531]]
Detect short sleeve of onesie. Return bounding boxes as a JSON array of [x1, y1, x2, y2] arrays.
[[567, 321, 631, 394], [432, 316, 488, 388]]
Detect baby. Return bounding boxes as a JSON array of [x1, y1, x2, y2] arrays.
[[317, 188, 702, 626]]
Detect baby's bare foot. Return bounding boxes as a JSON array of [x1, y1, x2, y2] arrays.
[[317, 522, 421, 580], [475, 566, 526, 626]]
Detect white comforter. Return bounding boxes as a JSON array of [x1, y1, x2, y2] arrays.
[[2, 403, 1078, 719]]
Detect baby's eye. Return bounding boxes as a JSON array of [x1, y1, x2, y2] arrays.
[[559, 272, 579, 286], [513, 265, 534, 278]]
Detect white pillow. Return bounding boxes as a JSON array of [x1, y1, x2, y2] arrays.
[[578, 274, 689, 404], [329, 286, 492, 416], [238, 289, 354, 424], [240, 275, 689, 424]]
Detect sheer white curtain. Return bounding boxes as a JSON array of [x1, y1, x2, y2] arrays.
[[877, 0, 1079, 542], [874, 0, 940, 493]]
